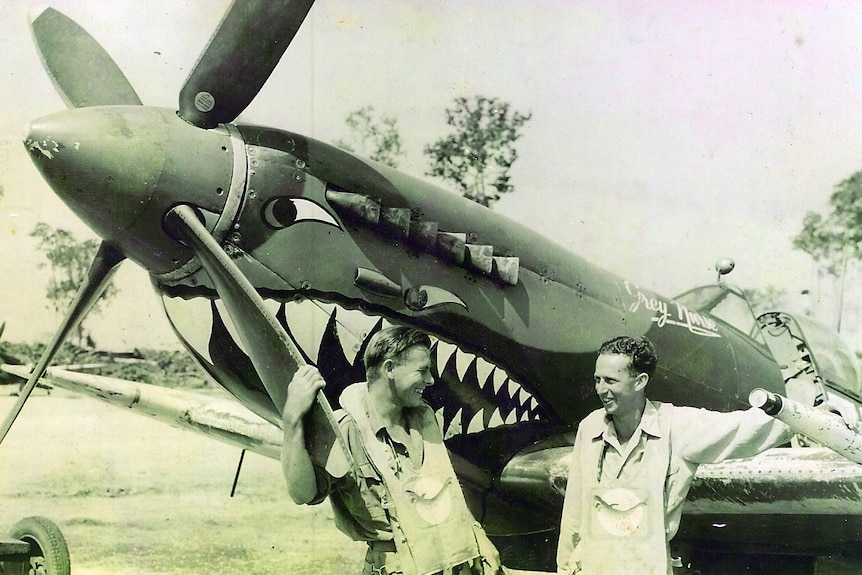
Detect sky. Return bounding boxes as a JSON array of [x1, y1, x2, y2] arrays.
[[2, 0, 862, 350]]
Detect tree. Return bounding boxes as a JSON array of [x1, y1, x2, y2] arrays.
[[793, 172, 862, 332], [334, 106, 405, 169], [30, 223, 118, 347], [742, 286, 788, 315], [424, 95, 532, 208], [794, 171, 862, 277]]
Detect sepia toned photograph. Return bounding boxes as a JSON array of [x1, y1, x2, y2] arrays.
[[1, 1, 862, 574]]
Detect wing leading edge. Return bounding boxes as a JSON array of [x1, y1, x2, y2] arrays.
[[1, 364, 282, 459]]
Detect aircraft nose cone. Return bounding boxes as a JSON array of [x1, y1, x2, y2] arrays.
[[25, 106, 166, 243]]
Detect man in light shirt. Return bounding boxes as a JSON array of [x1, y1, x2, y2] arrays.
[[556, 335, 795, 575]]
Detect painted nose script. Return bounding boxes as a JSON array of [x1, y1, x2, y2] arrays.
[[625, 282, 720, 338]]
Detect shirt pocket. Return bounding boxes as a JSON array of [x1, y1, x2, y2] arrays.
[[356, 459, 390, 524]]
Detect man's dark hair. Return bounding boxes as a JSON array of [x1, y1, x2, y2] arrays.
[[598, 336, 658, 378], [363, 326, 432, 380]]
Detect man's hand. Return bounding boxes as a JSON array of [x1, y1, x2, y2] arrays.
[[558, 539, 583, 575], [818, 398, 860, 431], [473, 523, 503, 574], [282, 366, 326, 426]]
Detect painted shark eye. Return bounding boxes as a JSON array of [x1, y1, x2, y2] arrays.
[[261, 196, 339, 230]]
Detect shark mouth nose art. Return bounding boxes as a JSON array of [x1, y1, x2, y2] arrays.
[[160, 294, 545, 437]]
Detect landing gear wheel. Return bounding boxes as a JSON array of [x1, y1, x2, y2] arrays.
[[9, 516, 70, 575]]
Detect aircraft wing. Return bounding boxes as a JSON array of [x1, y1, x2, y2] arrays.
[[1, 364, 282, 459], [686, 447, 862, 513]]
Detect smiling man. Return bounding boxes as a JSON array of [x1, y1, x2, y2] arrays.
[[556, 336, 795, 575], [281, 325, 502, 575]]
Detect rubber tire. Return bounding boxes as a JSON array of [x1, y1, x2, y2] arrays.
[[9, 516, 71, 575]]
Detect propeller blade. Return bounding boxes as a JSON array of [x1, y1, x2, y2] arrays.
[[0, 243, 125, 445], [164, 205, 298, 410], [30, 7, 142, 108], [178, 0, 314, 128], [163, 205, 347, 468]]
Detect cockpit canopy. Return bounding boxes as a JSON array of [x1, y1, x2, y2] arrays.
[[675, 283, 862, 401], [779, 313, 862, 400], [674, 283, 766, 345]]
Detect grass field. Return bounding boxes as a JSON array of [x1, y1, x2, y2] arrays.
[[0, 389, 365, 574]]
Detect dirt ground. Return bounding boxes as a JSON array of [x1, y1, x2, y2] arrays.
[[0, 388, 365, 574]]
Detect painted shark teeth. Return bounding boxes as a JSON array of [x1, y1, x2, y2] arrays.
[[430, 339, 544, 435], [162, 292, 543, 439], [278, 299, 548, 435]]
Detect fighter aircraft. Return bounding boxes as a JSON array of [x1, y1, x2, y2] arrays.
[[7, 2, 862, 572]]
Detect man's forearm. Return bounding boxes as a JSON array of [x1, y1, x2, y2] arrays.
[[281, 416, 319, 504]]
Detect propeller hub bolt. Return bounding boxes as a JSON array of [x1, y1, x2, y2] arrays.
[[193, 91, 216, 113]]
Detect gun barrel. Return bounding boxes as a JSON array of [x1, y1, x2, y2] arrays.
[[749, 388, 862, 464]]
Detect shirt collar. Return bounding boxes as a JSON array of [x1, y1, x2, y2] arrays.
[[362, 387, 423, 440], [638, 399, 663, 438], [590, 399, 664, 441]]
